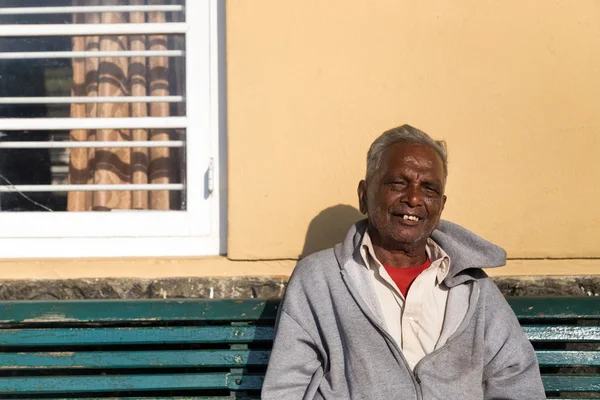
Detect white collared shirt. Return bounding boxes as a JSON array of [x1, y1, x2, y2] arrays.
[[360, 230, 451, 369]]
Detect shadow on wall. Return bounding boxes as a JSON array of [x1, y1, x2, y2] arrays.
[[300, 204, 364, 259]]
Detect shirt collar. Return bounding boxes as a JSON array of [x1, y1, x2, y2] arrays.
[[360, 229, 451, 284]]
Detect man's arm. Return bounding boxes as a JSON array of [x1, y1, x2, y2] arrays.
[[482, 284, 546, 400], [262, 310, 324, 400], [482, 329, 546, 399]]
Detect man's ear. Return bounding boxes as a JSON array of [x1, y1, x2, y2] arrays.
[[357, 180, 368, 214]]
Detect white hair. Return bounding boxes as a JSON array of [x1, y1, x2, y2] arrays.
[[366, 124, 448, 182]]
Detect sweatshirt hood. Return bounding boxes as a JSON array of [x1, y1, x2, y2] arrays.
[[334, 219, 506, 285]]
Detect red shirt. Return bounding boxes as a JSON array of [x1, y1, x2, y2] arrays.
[[383, 258, 431, 298]]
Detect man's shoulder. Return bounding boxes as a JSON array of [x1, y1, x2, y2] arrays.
[[432, 220, 507, 272], [293, 247, 338, 277], [283, 247, 342, 308], [285, 247, 345, 293], [476, 275, 519, 321]]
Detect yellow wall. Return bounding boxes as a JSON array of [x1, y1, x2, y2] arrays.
[[0, 258, 597, 280], [3, 1, 599, 280], [227, 0, 600, 264]]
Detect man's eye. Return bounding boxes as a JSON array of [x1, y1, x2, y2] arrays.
[[389, 182, 406, 191], [424, 186, 439, 195]]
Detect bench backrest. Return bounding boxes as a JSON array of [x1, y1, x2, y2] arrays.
[[509, 297, 600, 398], [0, 297, 596, 398], [0, 299, 278, 399]]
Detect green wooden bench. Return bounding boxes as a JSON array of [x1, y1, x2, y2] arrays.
[[0, 297, 596, 399]]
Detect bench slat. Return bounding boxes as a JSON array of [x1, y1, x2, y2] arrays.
[[0, 398, 260, 400], [7, 325, 595, 346], [0, 299, 279, 324], [508, 297, 600, 319], [0, 350, 270, 369], [3, 373, 598, 395], [541, 375, 600, 392], [0, 373, 263, 394], [536, 350, 600, 367], [0, 298, 594, 323], [523, 325, 600, 341], [0, 326, 274, 346]]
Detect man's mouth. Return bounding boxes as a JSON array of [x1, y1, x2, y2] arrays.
[[401, 214, 421, 222], [393, 213, 423, 223]]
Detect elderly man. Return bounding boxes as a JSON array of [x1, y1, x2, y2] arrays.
[[262, 125, 546, 400]]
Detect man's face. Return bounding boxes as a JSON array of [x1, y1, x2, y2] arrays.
[[358, 143, 447, 252]]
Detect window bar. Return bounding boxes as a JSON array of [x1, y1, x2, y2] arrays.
[[0, 5, 184, 15], [0, 184, 185, 193], [0, 50, 184, 60], [0, 23, 188, 37], [0, 141, 184, 149], [0, 117, 187, 130], [0, 96, 184, 104]]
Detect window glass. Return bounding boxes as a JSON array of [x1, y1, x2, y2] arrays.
[[0, 0, 187, 212]]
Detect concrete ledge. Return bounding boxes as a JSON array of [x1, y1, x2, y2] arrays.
[[0, 257, 597, 280], [0, 275, 597, 300], [0, 277, 287, 300], [494, 276, 600, 296]]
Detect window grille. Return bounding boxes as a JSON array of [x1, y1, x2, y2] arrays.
[[0, 1, 224, 258]]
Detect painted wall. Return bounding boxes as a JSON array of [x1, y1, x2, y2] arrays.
[[226, 0, 600, 262], [0, 0, 599, 280]]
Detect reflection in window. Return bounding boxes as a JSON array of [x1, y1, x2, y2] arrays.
[[0, 0, 186, 212]]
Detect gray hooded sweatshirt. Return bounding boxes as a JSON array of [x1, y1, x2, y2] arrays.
[[262, 220, 546, 400]]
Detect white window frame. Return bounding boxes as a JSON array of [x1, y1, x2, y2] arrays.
[[0, 1, 226, 258]]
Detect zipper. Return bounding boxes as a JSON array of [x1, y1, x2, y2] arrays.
[[377, 318, 421, 393], [340, 269, 423, 400], [371, 311, 423, 400], [412, 281, 481, 381], [414, 373, 423, 400]]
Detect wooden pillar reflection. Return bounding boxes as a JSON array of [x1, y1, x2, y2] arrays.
[[129, 0, 149, 210], [67, 1, 89, 212], [148, 0, 171, 210], [93, 0, 132, 211]]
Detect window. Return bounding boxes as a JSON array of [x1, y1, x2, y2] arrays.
[[0, 1, 225, 258]]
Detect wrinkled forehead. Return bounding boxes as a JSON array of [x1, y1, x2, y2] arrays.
[[378, 142, 445, 181]]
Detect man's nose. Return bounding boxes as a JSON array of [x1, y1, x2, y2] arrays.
[[404, 185, 424, 207]]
